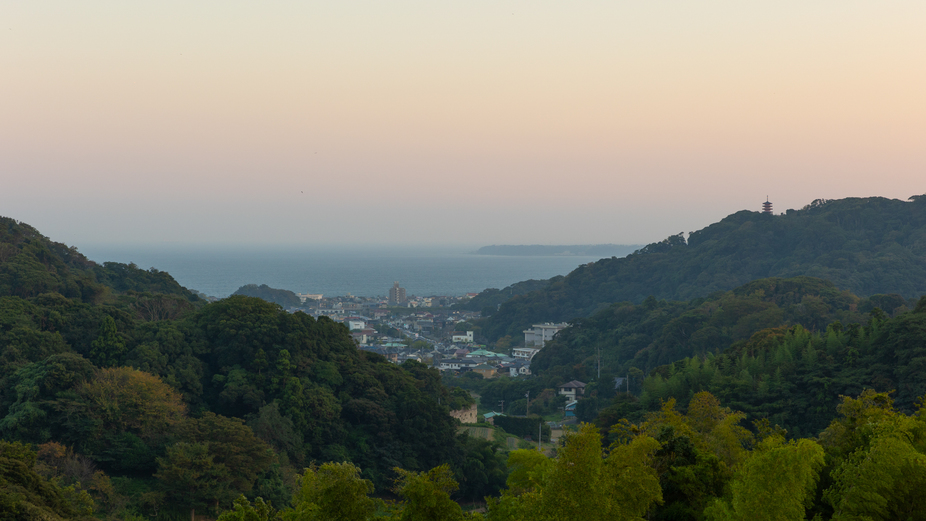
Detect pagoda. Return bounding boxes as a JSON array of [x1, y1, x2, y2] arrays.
[[762, 197, 773, 214]]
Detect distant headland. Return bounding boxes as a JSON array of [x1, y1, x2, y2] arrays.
[[475, 244, 642, 257]]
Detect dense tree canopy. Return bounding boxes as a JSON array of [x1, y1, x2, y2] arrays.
[[479, 196, 926, 341], [0, 216, 500, 518], [8, 210, 926, 519], [233, 284, 302, 309]]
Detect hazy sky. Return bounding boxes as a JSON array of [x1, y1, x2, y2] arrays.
[[2, 2, 924, 247]]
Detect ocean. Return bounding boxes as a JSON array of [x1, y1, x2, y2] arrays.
[[78, 245, 606, 298]]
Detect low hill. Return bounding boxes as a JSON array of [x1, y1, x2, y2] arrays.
[[0, 216, 199, 304], [476, 244, 641, 257], [453, 278, 556, 315], [0, 217, 504, 515], [530, 276, 887, 381], [479, 196, 926, 341], [526, 276, 926, 438], [233, 284, 301, 308]]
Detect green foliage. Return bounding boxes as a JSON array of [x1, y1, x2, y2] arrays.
[[218, 495, 280, 521], [0, 270, 471, 499], [454, 433, 508, 501], [12, 214, 926, 518], [705, 437, 825, 521], [68, 366, 187, 470], [531, 276, 864, 384], [629, 303, 926, 438], [0, 353, 95, 443], [174, 412, 274, 495], [0, 216, 199, 305], [393, 464, 466, 521], [0, 440, 95, 521], [479, 196, 926, 341], [454, 279, 555, 314], [89, 315, 127, 367], [487, 424, 662, 521], [233, 284, 302, 308], [209, 391, 926, 519], [492, 416, 551, 442], [818, 390, 926, 520], [283, 462, 377, 521], [155, 441, 234, 518]]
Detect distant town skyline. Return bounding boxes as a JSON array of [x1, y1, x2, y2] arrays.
[[2, 2, 924, 247]]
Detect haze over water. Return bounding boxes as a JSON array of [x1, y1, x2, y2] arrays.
[[80, 245, 603, 298]]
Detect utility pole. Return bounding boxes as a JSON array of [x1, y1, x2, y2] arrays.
[[498, 400, 505, 414], [525, 391, 530, 417]]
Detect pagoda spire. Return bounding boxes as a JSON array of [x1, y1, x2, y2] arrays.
[[762, 196, 773, 214]]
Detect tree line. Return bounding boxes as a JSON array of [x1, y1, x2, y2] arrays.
[[0, 216, 499, 519], [476, 195, 926, 341], [210, 388, 925, 520]]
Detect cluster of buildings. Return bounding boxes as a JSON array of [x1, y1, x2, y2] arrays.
[[297, 282, 474, 320], [295, 284, 578, 389]]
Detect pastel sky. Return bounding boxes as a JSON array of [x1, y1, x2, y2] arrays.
[[2, 1, 924, 247]]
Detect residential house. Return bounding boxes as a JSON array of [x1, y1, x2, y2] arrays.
[[483, 412, 505, 425], [558, 380, 586, 399], [507, 361, 531, 377], [472, 364, 497, 379]]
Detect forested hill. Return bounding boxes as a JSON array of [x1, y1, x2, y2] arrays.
[[0, 218, 497, 518], [454, 278, 556, 315], [233, 283, 301, 308], [0, 216, 200, 304], [530, 276, 888, 381], [480, 195, 926, 341], [529, 276, 926, 438]]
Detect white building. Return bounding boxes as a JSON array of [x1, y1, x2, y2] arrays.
[[347, 320, 365, 331], [452, 331, 474, 344], [512, 347, 541, 360], [523, 322, 569, 347], [438, 359, 478, 371]]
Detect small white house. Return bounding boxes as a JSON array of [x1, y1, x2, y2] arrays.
[[452, 331, 474, 343], [347, 320, 365, 331]]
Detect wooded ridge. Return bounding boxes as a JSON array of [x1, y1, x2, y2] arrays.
[[477, 195, 926, 341]]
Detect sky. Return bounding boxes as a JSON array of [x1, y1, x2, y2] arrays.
[[2, 1, 924, 247]]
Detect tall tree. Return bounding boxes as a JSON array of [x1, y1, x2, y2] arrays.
[[154, 442, 233, 520], [89, 315, 126, 367], [283, 462, 377, 521]]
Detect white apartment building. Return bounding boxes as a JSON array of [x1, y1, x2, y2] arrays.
[[522, 322, 569, 347], [512, 347, 541, 360]]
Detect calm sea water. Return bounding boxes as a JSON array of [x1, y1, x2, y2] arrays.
[[78, 245, 605, 298]]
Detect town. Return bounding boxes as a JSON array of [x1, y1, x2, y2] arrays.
[[294, 282, 579, 400], [294, 282, 556, 371]]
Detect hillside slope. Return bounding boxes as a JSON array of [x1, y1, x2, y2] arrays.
[[480, 196, 926, 341], [0, 217, 498, 515], [0, 216, 199, 304]]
